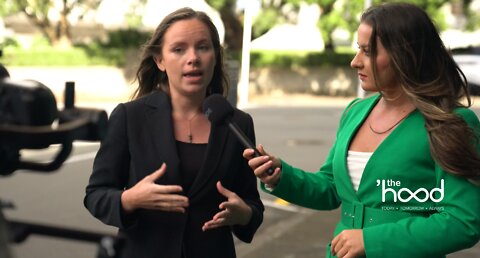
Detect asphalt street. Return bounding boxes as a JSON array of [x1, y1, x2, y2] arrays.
[[1, 103, 479, 258]]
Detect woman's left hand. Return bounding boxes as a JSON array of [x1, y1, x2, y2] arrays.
[[331, 229, 365, 258], [202, 181, 252, 231]]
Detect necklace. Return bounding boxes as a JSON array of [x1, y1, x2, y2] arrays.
[[368, 112, 410, 135], [187, 112, 200, 143]]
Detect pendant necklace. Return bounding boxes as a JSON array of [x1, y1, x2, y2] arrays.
[[368, 112, 410, 135], [187, 112, 200, 143]]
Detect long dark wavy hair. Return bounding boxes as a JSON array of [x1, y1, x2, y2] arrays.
[[361, 3, 480, 181], [132, 7, 229, 99]]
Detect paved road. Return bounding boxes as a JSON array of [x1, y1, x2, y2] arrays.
[[1, 104, 479, 258]]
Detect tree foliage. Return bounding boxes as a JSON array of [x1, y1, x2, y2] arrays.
[[1, 0, 478, 52], [462, 0, 480, 30], [253, 0, 298, 39], [253, 0, 477, 52], [0, 0, 102, 47]]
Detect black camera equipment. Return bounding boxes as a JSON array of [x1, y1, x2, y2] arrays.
[[0, 53, 124, 258]]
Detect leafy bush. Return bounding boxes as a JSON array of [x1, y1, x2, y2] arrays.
[[0, 37, 19, 49], [74, 28, 152, 66], [0, 28, 153, 66], [99, 28, 151, 48], [0, 46, 128, 66], [250, 50, 355, 68], [1, 39, 355, 68]]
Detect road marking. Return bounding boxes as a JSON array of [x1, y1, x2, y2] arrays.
[[262, 199, 306, 213], [236, 200, 312, 257], [274, 198, 290, 206], [65, 152, 97, 164]]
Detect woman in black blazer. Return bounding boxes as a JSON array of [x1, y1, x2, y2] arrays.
[[84, 7, 264, 258]]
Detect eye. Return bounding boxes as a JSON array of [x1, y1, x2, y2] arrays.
[[361, 47, 370, 57], [198, 44, 211, 51], [172, 47, 183, 53]]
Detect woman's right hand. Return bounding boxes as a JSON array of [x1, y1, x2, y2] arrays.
[[121, 163, 189, 213], [243, 144, 282, 187]]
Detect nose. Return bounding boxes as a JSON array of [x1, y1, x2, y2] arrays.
[[350, 52, 362, 69], [187, 49, 200, 66]]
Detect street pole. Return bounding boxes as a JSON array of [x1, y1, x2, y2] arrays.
[[237, 2, 253, 108]]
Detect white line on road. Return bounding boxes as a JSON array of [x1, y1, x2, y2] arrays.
[[65, 152, 97, 164]]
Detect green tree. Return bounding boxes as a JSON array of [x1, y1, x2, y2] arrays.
[[252, 0, 295, 39], [253, 0, 479, 52], [0, 0, 102, 47], [252, 0, 351, 51], [461, 0, 480, 30], [315, 0, 357, 51], [252, 0, 347, 51], [316, 0, 451, 51]]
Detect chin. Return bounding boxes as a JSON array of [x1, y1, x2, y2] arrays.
[[360, 85, 374, 92]]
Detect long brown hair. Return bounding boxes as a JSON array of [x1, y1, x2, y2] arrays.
[[132, 7, 229, 99], [361, 3, 480, 180]]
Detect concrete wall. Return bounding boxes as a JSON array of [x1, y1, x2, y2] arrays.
[[249, 66, 358, 97], [5, 65, 359, 106]]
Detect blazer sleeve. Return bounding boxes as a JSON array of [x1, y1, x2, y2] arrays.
[[261, 142, 341, 210], [259, 99, 361, 210], [231, 112, 264, 243], [84, 104, 137, 229], [363, 109, 480, 257]]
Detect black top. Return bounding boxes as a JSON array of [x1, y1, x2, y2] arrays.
[[176, 141, 207, 193]]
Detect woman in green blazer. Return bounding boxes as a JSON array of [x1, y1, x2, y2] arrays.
[[244, 3, 480, 258]]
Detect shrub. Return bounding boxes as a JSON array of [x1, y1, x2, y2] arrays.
[[250, 50, 354, 68]]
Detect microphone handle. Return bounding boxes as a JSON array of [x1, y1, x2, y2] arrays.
[[227, 122, 274, 175]]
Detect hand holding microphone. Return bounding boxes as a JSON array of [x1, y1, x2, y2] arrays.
[[243, 144, 282, 188], [202, 94, 275, 176]]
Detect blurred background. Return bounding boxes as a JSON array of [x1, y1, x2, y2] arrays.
[[0, 0, 479, 106], [0, 0, 479, 257]]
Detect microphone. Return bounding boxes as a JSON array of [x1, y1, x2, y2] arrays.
[[202, 94, 274, 175]]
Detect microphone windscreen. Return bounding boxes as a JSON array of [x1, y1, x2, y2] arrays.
[[202, 94, 234, 125]]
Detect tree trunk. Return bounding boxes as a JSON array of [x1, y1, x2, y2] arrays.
[[218, 3, 243, 51], [22, 10, 55, 45], [55, 0, 72, 48], [20, 0, 73, 48], [324, 33, 335, 51], [319, 2, 336, 52]]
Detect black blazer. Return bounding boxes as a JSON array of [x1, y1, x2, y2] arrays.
[[84, 91, 264, 258]]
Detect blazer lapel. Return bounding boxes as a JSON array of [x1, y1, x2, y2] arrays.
[[144, 91, 181, 185], [334, 95, 380, 201], [188, 122, 229, 199]]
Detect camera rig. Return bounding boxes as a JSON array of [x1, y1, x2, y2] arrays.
[[0, 55, 124, 258]]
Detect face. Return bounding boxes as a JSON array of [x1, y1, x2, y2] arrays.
[[155, 19, 216, 98], [351, 23, 398, 92]]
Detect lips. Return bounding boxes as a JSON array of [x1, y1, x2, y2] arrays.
[[183, 70, 203, 77], [358, 73, 367, 80]]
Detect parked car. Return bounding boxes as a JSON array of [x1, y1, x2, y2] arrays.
[[452, 46, 480, 95]]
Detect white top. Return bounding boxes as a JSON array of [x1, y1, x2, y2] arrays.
[[347, 151, 373, 191]]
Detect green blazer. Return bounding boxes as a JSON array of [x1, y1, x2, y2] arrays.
[[264, 94, 480, 258]]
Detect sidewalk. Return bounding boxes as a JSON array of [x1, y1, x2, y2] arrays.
[[248, 93, 356, 107], [7, 66, 480, 109]]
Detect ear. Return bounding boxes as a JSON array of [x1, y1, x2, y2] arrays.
[[153, 56, 166, 72]]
